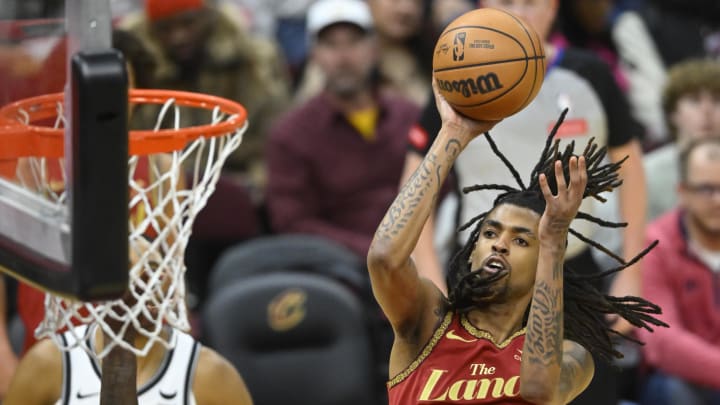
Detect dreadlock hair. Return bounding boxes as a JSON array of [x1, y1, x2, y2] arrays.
[[446, 109, 668, 363]]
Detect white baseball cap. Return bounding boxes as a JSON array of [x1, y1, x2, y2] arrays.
[[306, 0, 374, 40]]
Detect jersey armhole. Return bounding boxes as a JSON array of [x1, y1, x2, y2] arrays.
[[387, 311, 453, 389], [59, 333, 72, 405], [184, 341, 201, 405]]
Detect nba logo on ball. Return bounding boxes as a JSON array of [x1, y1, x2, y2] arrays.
[[453, 32, 466, 61], [433, 8, 546, 121]]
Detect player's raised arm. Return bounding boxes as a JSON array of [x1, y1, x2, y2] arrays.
[[367, 81, 499, 334], [519, 156, 594, 404]]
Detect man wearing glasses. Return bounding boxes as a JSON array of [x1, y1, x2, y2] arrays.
[[637, 137, 720, 405]]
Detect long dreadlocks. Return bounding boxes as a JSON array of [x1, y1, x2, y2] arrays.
[[446, 109, 668, 363]]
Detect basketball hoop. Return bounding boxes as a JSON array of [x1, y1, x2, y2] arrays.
[[0, 89, 247, 359]]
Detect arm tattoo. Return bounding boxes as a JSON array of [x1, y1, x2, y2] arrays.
[[376, 152, 438, 240], [375, 137, 463, 241], [445, 138, 461, 158], [552, 261, 563, 281], [525, 280, 563, 366]]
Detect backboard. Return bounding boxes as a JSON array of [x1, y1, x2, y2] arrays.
[[0, 0, 129, 300]]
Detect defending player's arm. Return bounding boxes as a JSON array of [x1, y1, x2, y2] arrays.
[[367, 81, 498, 334], [519, 157, 594, 405], [193, 347, 253, 405], [3, 339, 62, 405]]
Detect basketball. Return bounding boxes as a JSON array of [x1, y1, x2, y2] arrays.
[[432, 8, 546, 121]]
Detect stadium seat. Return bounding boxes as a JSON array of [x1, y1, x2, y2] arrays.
[[202, 272, 381, 405]]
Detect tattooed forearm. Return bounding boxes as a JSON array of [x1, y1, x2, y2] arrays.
[[525, 280, 563, 367], [444, 138, 462, 159], [376, 152, 439, 241], [375, 137, 464, 242]]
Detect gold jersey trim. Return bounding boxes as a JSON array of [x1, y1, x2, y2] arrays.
[[460, 314, 526, 348], [387, 311, 454, 389]]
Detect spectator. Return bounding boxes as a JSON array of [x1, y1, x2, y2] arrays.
[[266, 0, 420, 260], [120, 0, 292, 309], [294, 0, 434, 107], [226, 0, 318, 81], [367, 0, 434, 105], [638, 137, 720, 405], [120, 0, 291, 194], [402, 0, 648, 403], [644, 59, 720, 221], [429, 0, 474, 33], [611, 0, 720, 144], [554, 0, 629, 93]]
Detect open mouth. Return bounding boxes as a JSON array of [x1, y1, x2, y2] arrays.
[[480, 255, 510, 277]]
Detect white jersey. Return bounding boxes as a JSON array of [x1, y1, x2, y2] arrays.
[[56, 325, 200, 405]]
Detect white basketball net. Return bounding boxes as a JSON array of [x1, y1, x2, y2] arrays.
[[12, 97, 246, 359]]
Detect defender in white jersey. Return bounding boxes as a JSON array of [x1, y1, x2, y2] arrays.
[[4, 240, 253, 405], [4, 323, 252, 405], [56, 324, 200, 405]]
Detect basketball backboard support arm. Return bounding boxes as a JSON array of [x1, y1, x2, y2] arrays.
[[68, 50, 129, 300], [0, 0, 129, 301]]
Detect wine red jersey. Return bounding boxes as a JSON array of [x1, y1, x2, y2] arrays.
[[388, 311, 532, 404]]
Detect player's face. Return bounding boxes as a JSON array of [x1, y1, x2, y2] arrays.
[[469, 204, 540, 302], [679, 144, 720, 236], [478, 0, 557, 40], [367, 0, 424, 42], [313, 24, 378, 98], [126, 238, 168, 328], [671, 90, 720, 142]]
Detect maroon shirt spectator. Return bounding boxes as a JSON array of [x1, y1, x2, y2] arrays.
[[267, 91, 418, 257], [266, 0, 419, 258]]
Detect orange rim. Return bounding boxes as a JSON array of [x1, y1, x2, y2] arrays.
[[0, 89, 248, 158]]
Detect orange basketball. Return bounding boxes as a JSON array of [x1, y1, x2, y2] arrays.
[[432, 8, 546, 121]]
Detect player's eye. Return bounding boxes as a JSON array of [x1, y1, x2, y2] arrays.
[[514, 238, 528, 247], [482, 229, 496, 238]]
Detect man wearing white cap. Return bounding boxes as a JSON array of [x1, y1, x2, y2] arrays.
[[267, 0, 419, 260]]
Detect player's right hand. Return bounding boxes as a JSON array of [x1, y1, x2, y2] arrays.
[[432, 77, 501, 140]]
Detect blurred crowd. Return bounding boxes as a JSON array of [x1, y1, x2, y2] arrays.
[[1, 0, 719, 404]]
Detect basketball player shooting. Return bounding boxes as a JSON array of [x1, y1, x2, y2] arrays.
[[367, 81, 667, 404]]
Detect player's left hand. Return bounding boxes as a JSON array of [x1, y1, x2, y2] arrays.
[[538, 156, 587, 242]]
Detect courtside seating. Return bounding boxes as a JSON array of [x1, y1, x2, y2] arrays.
[[202, 272, 380, 405], [207, 234, 367, 297]]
